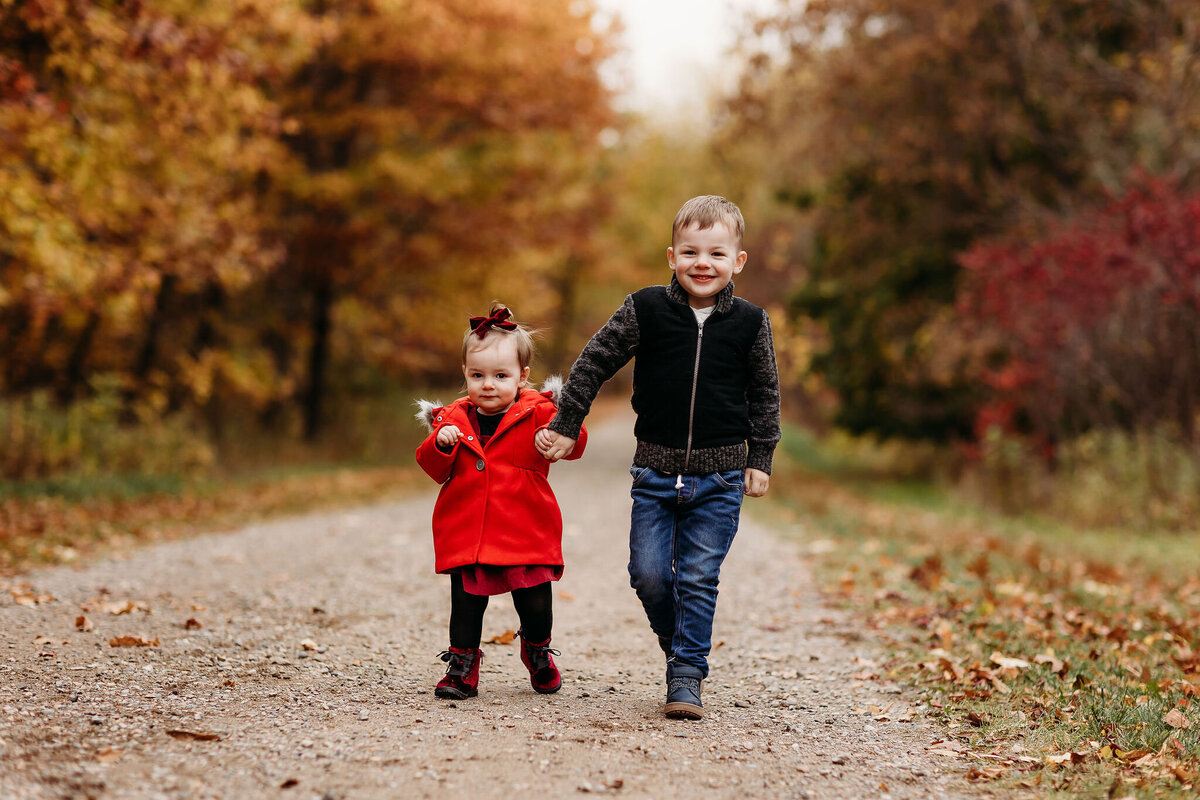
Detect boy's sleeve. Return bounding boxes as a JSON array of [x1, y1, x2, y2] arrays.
[[564, 422, 588, 460], [547, 295, 640, 439], [746, 309, 782, 474]]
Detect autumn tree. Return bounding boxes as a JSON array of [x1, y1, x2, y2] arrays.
[[730, 0, 1200, 441], [263, 0, 616, 438], [1, 0, 619, 462], [0, 0, 313, 414]]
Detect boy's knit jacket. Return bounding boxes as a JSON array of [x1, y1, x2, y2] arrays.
[[415, 379, 588, 574], [549, 277, 781, 475]]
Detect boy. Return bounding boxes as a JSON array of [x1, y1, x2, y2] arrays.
[[535, 195, 781, 720]]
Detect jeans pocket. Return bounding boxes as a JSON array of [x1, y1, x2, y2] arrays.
[[713, 469, 745, 493], [630, 465, 652, 488]]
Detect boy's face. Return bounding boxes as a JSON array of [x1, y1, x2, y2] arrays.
[[667, 221, 747, 309], [463, 335, 529, 415]]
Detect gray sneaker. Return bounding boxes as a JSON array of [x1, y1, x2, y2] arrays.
[[664, 663, 704, 720]]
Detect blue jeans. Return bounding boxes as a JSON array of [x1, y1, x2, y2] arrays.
[[628, 466, 744, 678]]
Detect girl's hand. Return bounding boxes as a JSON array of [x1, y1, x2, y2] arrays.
[[744, 468, 770, 497], [436, 425, 462, 449], [536, 429, 575, 461]]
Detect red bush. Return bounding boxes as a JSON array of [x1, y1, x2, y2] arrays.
[[958, 177, 1200, 446]]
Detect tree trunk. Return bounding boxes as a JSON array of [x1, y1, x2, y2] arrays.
[[303, 273, 334, 442], [546, 253, 581, 375], [135, 273, 176, 382], [59, 309, 100, 402]]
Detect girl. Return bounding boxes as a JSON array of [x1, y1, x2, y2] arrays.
[[415, 305, 587, 699]]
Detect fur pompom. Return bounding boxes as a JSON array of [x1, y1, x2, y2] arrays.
[[540, 375, 563, 406], [414, 399, 443, 432]]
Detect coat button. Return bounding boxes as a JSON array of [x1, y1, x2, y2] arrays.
[[467, 435, 474, 441], [476, 459, 485, 471]]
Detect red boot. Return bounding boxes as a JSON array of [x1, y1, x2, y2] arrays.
[[519, 630, 562, 694], [435, 647, 481, 699]]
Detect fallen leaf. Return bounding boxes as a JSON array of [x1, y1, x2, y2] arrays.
[[10, 584, 54, 606], [926, 740, 967, 757], [184, 618, 203, 630], [909, 555, 945, 590], [109, 635, 160, 647], [990, 652, 1031, 670], [281, 778, 299, 789], [966, 767, 1005, 780], [221, 680, 236, 688], [1163, 708, 1193, 729], [485, 629, 516, 645], [95, 746, 122, 763], [1045, 751, 1087, 766], [557, 591, 575, 601], [167, 729, 221, 741], [75, 615, 94, 632], [1113, 748, 1151, 762], [102, 600, 137, 615]]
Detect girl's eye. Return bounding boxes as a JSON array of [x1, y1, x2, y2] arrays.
[[496, 373, 507, 379]]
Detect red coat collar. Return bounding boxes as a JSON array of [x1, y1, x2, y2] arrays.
[[437, 390, 550, 454]]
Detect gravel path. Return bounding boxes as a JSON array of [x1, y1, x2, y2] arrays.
[[1, 413, 986, 799]]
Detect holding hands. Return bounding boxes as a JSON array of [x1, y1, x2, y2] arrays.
[[535, 429, 576, 462]]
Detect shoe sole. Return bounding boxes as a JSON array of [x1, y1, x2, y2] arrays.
[[434, 686, 477, 700], [532, 681, 561, 694], [664, 701, 704, 720]]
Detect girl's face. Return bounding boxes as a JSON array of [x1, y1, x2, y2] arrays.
[[463, 335, 529, 415]]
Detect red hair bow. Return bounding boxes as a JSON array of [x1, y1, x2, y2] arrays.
[[469, 307, 517, 338]]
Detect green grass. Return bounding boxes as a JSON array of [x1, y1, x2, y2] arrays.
[[766, 423, 1200, 799]]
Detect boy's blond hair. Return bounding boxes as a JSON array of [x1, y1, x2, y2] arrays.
[[461, 301, 537, 369], [671, 195, 745, 250]]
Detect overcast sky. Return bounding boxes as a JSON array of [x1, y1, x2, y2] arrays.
[[590, 0, 777, 117]]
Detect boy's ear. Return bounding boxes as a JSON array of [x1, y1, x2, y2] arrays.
[[666, 246, 675, 270], [733, 250, 747, 274]]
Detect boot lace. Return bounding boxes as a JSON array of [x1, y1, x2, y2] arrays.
[[523, 642, 561, 671], [438, 649, 478, 678]]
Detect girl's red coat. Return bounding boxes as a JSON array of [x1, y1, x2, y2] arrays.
[[415, 389, 587, 573]]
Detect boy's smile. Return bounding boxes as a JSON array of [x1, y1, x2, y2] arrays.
[[667, 221, 747, 309]]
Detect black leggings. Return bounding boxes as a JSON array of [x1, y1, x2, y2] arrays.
[[448, 573, 553, 649]]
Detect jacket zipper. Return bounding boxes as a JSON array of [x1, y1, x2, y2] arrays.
[[678, 324, 704, 489]]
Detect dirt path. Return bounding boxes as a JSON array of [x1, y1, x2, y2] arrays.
[[1, 413, 987, 800]]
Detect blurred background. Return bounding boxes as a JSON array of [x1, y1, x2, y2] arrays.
[[2, 0, 1198, 531]]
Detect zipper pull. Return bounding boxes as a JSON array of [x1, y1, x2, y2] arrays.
[[675, 474, 684, 489]]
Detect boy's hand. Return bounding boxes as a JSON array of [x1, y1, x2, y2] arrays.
[[744, 468, 770, 497], [436, 425, 462, 449], [536, 429, 576, 461]]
